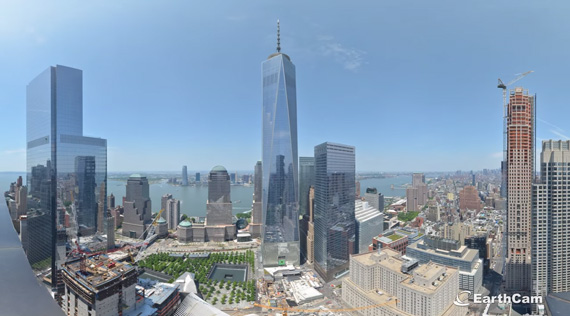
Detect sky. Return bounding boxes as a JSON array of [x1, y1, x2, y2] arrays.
[[1, 0, 569, 172]]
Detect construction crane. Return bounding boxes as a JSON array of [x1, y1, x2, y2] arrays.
[[134, 208, 165, 263], [253, 299, 397, 315], [497, 71, 534, 161]]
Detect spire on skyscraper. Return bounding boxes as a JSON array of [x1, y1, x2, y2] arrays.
[[277, 19, 281, 52]]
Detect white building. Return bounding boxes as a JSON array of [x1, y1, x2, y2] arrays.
[[355, 200, 384, 253], [342, 249, 467, 316]]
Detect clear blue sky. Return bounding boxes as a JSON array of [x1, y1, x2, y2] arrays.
[[1, 0, 569, 172]]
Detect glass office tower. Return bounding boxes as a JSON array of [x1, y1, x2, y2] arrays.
[[26, 65, 107, 292], [299, 157, 315, 216], [261, 21, 300, 267], [314, 142, 356, 281]]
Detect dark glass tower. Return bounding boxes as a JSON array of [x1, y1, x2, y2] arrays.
[[314, 142, 356, 281], [26, 65, 107, 294], [261, 21, 300, 267]]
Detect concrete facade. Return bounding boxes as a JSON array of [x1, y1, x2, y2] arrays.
[[342, 249, 467, 316]]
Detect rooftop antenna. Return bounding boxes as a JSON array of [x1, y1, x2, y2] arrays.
[[277, 19, 281, 53]]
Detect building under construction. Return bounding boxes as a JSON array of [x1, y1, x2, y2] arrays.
[[61, 254, 138, 316]]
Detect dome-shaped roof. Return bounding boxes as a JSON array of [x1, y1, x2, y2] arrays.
[[157, 217, 167, 224], [179, 220, 192, 228], [129, 173, 142, 178], [211, 165, 227, 172]]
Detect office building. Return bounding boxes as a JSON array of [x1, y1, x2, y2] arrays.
[[206, 165, 232, 227], [299, 157, 315, 216], [249, 161, 263, 238], [261, 21, 300, 267], [364, 187, 384, 212], [314, 142, 356, 281], [406, 236, 483, 296], [532, 140, 570, 300], [107, 193, 115, 209], [26, 65, 107, 293], [106, 212, 115, 250], [342, 249, 467, 316], [97, 182, 106, 234], [161, 194, 172, 214], [122, 174, 152, 238], [355, 200, 383, 254], [182, 165, 189, 186], [300, 185, 316, 264], [459, 185, 482, 211], [406, 173, 427, 212], [61, 255, 137, 316], [505, 87, 535, 292], [195, 172, 201, 183], [165, 198, 181, 230]]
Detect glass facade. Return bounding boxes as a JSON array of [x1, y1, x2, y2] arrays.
[[299, 157, 315, 216], [314, 142, 356, 281], [206, 166, 232, 226], [26, 65, 107, 291], [261, 52, 300, 267]]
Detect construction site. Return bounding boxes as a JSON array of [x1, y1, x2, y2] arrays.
[[61, 255, 138, 316]]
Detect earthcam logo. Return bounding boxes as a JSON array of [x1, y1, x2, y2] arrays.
[[454, 291, 471, 306], [454, 291, 543, 306]]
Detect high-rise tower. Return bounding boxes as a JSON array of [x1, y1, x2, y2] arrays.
[[505, 87, 535, 292], [314, 142, 356, 281], [261, 20, 300, 267], [532, 140, 570, 302], [249, 161, 263, 238], [26, 65, 107, 296], [182, 165, 189, 186], [206, 165, 232, 226], [122, 174, 152, 238]]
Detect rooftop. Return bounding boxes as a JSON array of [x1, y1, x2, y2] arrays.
[[62, 255, 135, 289], [211, 165, 227, 172], [179, 220, 192, 227]]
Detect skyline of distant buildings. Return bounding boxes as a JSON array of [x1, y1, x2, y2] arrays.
[[5, 19, 570, 316]]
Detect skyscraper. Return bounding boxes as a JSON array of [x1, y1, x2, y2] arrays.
[[195, 172, 201, 183], [299, 157, 315, 216], [26, 65, 107, 293], [505, 87, 535, 292], [122, 174, 152, 238], [407, 173, 427, 212], [364, 187, 384, 212], [205, 165, 234, 241], [206, 166, 232, 225], [165, 198, 181, 230], [250, 161, 263, 237], [261, 20, 300, 267], [532, 140, 570, 300], [299, 157, 315, 263], [314, 142, 356, 281], [182, 165, 189, 186]]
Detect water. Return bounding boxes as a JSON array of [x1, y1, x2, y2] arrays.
[[1, 172, 412, 216], [358, 175, 411, 198], [107, 180, 254, 217]]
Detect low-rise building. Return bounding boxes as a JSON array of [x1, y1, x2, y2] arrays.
[[370, 230, 409, 255]]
